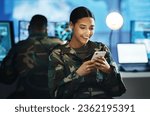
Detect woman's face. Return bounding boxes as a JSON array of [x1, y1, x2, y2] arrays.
[[71, 17, 95, 47]]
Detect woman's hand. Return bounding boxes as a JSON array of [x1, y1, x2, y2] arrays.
[[94, 57, 112, 73], [76, 60, 95, 76]]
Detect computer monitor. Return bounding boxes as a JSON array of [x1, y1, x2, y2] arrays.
[[130, 20, 150, 59], [117, 43, 148, 64], [117, 43, 150, 71], [55, 22, 71, 41], [0, 21, 14, 62], [18, 20, 71, 41], [18, 20, 29, 41]]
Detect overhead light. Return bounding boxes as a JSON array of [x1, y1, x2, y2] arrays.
[[106, 12, 124, 51], [106, 12, 123, 30]]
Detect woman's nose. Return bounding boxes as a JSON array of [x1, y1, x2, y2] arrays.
[[83, 30, 91, 37]]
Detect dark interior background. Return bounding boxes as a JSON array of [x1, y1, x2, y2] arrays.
[[0, 0, 150, 99]]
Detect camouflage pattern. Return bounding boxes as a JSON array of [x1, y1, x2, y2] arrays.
[[0, 33, 60, 98], [48, 40, 126, 98]]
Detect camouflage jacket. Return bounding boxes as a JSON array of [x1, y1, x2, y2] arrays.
[[0, 33, 60, 98], [48, 41, 126, 98]]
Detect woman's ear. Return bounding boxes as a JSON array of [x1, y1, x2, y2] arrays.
[[69, 22, 74, 30], [28, 25, 31, 35]]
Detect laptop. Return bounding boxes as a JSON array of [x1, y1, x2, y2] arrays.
[[117, 43, 150, 72]]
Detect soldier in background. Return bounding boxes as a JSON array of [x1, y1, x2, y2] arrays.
[[0, 14, 63, 98]]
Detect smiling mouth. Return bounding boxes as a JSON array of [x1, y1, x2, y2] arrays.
[[82, 35, 89, 40], [83, 37, 89, 39], [83, 34, 87, 37]]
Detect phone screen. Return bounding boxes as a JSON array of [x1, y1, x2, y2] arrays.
[[91, 51, 106, 60]]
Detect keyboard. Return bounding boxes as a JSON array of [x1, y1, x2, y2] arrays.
[[119, 64, 150, 72]]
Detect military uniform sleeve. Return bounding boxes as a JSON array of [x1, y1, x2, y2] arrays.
[[48, 49, 81, 98], [97, 45, 126, 97]]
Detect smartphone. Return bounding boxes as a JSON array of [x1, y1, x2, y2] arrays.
[[91, 51, 106, 60]]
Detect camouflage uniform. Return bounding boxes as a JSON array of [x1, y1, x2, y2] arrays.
[[48, 41, 126, 99], [0, 33, 59, 98]]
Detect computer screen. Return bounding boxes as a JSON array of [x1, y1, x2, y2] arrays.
[[18, 20, 29, 41], [19, 20, 71, 41], [0, 21, 14, 62], [117, 43, 148, 64], [130, 20, 150, 59], [55, 22, 71, 41]]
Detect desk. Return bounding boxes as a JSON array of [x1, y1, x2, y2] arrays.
[[1, 71, 150, 99], [120, 72, 150, 78], [116, 72, 150, 99]]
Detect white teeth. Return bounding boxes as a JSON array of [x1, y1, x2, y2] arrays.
[[83, 37, 88, 39], [83, 35, 88, 39], [83, 35, 87, 38]]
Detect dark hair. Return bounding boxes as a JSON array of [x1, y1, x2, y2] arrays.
[[70, 6, 95, 24], [29, 14, 48, 30]]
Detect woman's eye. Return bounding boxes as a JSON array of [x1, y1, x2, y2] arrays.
[[90, 27, 95, 30], [80, 26, 86, 29]]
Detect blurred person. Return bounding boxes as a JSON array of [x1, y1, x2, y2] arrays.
[[48, 6, 126, 99], [0, 14, 63, 98]]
